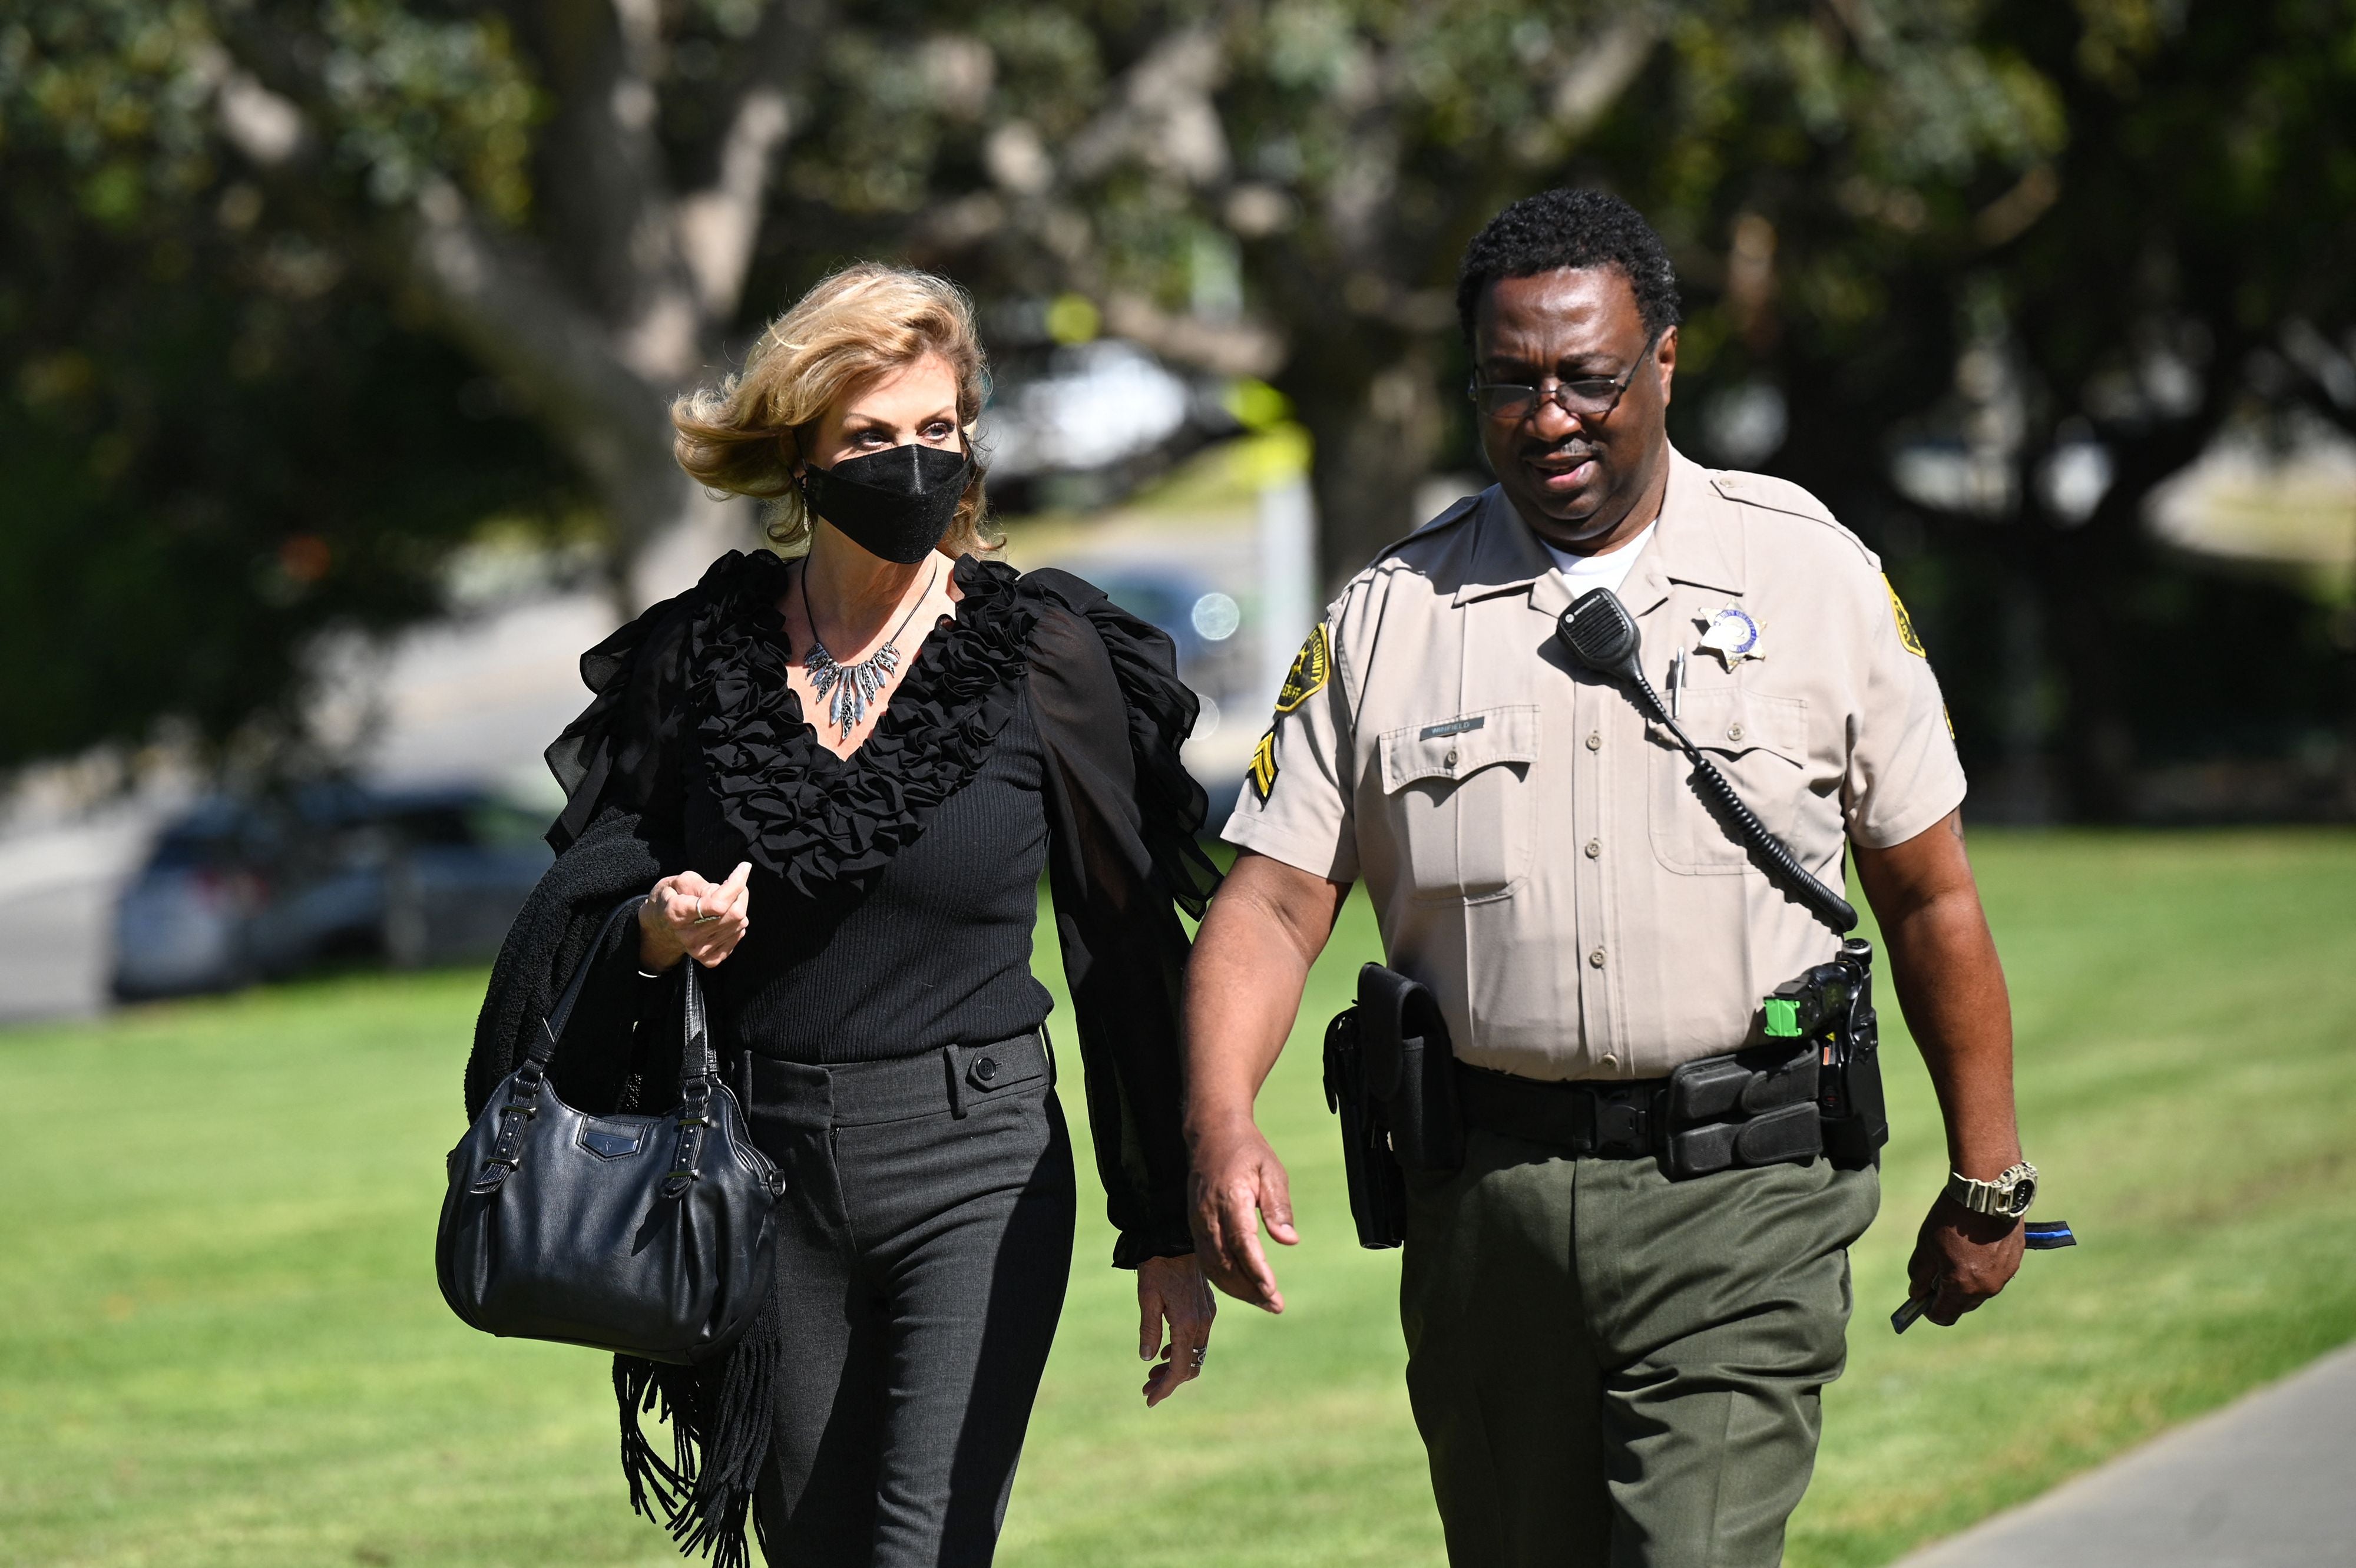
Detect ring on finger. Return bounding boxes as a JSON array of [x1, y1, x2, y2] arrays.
[[1189, 1347, 1207, 1367], [693, 914, 719, 924]]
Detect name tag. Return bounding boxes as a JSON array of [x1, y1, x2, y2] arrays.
[[1419, 716, 1487, 740]]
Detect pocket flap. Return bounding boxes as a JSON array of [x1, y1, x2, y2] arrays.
[[1380, 705, 1541, 793], [1655, 688, 1806, 763]]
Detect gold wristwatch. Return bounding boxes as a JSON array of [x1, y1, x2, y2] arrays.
[[1945, 1160, 2039, 1219]]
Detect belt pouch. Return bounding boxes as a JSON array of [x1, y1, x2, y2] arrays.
[[1820, 1037, 1888, 1167], [1322, 1006, 1407, 1249], [1356, 962, 1464, 1175], [1663, 1043, 1823, 1179], [1818, 945, 1890, 1167], [1773, 938, 1889, 1169]]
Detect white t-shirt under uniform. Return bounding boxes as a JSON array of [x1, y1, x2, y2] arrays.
[[1543, 520, 1657, 603]]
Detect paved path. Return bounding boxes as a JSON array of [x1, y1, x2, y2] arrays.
[[1891, 1341, 2356, 1567]]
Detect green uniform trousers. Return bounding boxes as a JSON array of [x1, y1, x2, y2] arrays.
[[1401, 1128, 1879, 1568]]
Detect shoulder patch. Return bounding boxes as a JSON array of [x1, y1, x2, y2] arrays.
[[1273, 622, 1332, 714], [1246, 727, 1278, 800], [1883, 575, 1927, 658]]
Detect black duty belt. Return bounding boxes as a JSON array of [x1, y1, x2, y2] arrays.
[[1455, 1050, 1828, 1177], [1454, 1064, 1673, 1160]]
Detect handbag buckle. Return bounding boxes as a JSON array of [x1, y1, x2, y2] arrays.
[[468, 1154, 521, 1195]]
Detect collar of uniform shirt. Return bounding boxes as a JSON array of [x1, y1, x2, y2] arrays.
[[1540, 519, 1659, 603], [1454, 448, 1745, 613]]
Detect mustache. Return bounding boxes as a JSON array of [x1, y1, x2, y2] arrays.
[[1520, 439, 1601, 462]]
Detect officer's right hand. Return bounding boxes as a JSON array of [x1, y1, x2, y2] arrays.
[[1905, 1192, 2024, 1326], [1189, 1117, 1298, 1313]]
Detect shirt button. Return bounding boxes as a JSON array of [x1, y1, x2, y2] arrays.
[[1589, 948, 1606, 968], [1586, 732, 1601, 752], [1601, 1054, 1618, 1070], [1727, 722, 1746, 742], [1444, 749, 1459, 769], [1584, 839, 1600, 858]]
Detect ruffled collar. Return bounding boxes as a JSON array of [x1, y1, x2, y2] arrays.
[[689, 551, 1038, 902]]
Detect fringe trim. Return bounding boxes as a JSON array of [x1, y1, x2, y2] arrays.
[[615, 1357, 687, 1525], [613, 1287, 783, 1568]]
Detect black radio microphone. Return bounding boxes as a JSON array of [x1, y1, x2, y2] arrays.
[[1556, 588, 1858, 932]]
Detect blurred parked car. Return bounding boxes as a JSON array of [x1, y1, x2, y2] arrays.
[[372, 789, 554, 969], [108, 798, 283, 999], [110, 783, 551, 1000]]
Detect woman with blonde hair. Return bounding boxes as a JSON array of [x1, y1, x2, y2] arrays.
[[465, 263, 1217, 1567]]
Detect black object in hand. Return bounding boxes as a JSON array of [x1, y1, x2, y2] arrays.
[[1892, 1219, 2078, 1333]]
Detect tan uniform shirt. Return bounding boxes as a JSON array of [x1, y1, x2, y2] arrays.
[[1222, 446, 1967, 1081]]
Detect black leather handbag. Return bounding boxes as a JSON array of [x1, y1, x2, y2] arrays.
[[437, 901, 783, 1365]]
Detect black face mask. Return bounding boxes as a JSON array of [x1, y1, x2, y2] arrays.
[[799, 442, 973, 564]]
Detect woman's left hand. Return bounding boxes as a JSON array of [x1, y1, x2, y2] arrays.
[[1138, 1253, 1216, 1408]]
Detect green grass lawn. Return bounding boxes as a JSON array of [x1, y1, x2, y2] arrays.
[[4, 829, 2352, 1567]]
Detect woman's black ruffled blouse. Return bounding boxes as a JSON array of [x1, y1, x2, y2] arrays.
[[527, 550, 1216, 1266]]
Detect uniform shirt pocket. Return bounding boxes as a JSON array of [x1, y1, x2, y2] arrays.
[[1378, 704, 1540, 902], [1648, 688, 1809, 875]]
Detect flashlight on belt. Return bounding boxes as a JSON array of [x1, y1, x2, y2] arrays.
[[1891, 1220, 2077, 1333]]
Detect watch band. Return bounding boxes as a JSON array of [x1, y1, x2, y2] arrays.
[[1946, 1160, 2039, 1218]]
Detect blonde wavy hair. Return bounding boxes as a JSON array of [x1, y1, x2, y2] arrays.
[[672, 263, 997, 557]]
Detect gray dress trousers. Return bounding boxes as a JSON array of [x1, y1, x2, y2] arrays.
[[744, 1036, 1076, 1567]]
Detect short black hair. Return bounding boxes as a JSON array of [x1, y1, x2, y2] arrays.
[[1455, 188, 1683, 345]]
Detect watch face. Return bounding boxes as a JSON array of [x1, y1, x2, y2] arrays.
[[2008, 1175, 2037, 1215]]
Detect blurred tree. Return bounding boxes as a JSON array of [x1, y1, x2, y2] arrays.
[[1954, 0, 2356, 818], [9, 0, 2350, 813], [6, 0, 831, 614], [782, 1, 2056, 579], [0, 17, 573, 766], [1713, 0, 2356, 818], [6, 0, 2050, 588]]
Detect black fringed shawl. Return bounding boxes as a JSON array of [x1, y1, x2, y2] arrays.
[[463, 551, 1217, 1566]]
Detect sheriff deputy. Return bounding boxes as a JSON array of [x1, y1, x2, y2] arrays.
[[1183, 188, 2036, 1568]]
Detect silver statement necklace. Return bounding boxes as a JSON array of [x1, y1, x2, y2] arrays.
[[800, 558, 941, 740]]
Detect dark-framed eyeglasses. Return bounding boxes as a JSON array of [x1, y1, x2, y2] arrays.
[[1467, 326, 1666, 423]]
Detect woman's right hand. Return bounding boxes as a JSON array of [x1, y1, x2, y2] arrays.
[[637, 862, 753, 970]]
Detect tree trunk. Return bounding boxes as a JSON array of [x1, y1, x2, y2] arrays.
[[626, 468, 758, 609], [1288, 338, 1448, 589], [2036, 524, 2138, 822]]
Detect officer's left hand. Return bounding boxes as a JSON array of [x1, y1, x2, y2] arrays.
[[1905, 1195, 2024, 1326]]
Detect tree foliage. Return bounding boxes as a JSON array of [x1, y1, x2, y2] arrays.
[[1, 6, 568, 766], [5, 0, 2353, 811], [1765, 0, 2356, 816]]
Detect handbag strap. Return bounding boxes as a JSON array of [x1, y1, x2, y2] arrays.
[[661, 958, 719, 1199], [472, 898, 640, 1193], [524, 897, 648, 1080], [471, 894, 737, 1199]]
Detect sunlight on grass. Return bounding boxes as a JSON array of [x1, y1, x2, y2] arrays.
[[2, 830, 2351, 1566]]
